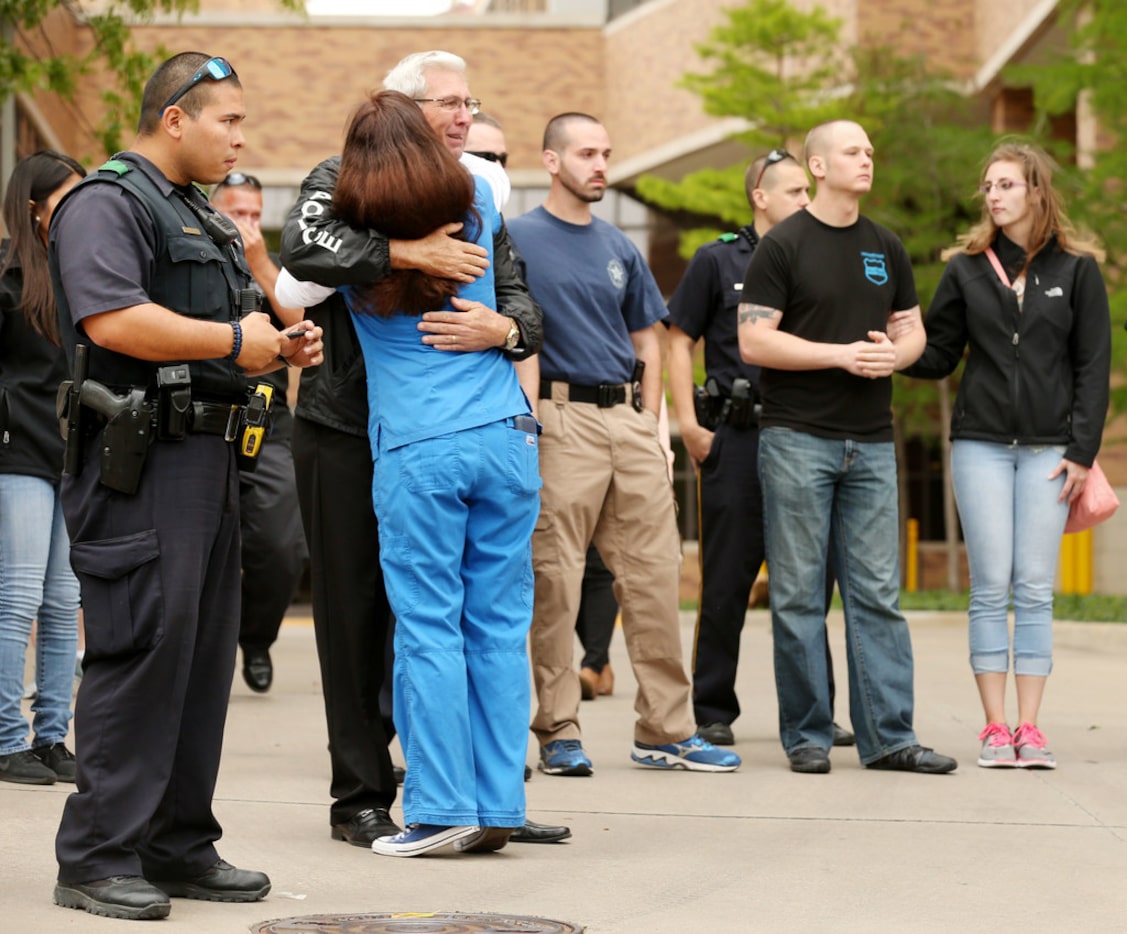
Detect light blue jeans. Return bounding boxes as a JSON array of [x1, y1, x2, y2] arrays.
[[951, 440, 1068, 677], [759, 428, 916, 764], [0, 475, 80, 754]]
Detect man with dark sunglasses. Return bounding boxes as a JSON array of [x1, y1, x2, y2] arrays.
[[48, 52, 322, 920], [210, 173, 308, 697]]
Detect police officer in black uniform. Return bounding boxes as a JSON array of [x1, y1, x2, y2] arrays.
[[667, 151, 853, 748], [48, 52, 323, 921]]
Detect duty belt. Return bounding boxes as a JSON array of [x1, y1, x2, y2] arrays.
[[188, 401, 242, 441], [539, 378, 631, 408]]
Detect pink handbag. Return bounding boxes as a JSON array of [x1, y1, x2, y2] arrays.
[[1065, 459, 1119, 534]]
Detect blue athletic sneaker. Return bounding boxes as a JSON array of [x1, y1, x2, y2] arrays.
[[631, 734, 741, 772], [538, 739, 593, 776], [370, 823, 477, 857]]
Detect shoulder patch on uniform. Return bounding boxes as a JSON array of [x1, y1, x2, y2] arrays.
[[717, 232, 738, 242], [98, 159, 131, 176]]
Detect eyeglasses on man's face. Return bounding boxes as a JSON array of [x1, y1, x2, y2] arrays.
[[216, 172, 261, 190], [978, 179, 1027, 195], [467, 150, 508, 168], [754, 149, 793, 189], [414, 96, 482, 115], [160, 57, 236, 117]]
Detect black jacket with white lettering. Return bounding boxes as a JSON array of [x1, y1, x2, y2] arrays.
[[279, 156, 543, 436], [905, 236, 1110, 466]]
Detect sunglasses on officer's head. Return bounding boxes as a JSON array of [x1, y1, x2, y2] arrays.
[[160, 57, 237, 117], [215, 172, 261, 190]]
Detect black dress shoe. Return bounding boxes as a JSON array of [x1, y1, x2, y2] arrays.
[[832, 722, 856, 747], [393, 764, 406, 784], [788, 746, 831, 774], [524, 764, 532, 782], [152, 859, 270, 902], [509, 820, 572, 844], [242, 648, 273, 693], [697, 722, 735, 746], [331, 807, 402, 847], [867, 744, 957, 774], [55, 876, 171, 920]]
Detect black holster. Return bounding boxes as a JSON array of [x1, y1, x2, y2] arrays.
[[79, 381, 154, 495]]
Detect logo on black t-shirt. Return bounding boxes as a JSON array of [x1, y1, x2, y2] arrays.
[[607, 258, 626, 290], [861, 251, 888, 286]]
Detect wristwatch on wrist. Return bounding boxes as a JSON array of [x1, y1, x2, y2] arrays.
[[503, 317, 521, 352]]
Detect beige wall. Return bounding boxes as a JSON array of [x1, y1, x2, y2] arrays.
[[123, 23, 602, 181]]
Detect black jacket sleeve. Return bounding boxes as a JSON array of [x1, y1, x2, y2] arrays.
[[280, 157, 542, 359], [902, 256, 969, 380], [493, 221, 542, 359], [279, 156, 392, 287], [1065, 253, 1111, 466]]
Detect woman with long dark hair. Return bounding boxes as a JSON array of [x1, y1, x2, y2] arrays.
[[283, 91, 540, 856], [907, 141, 1111, 770], [0, 150, 85, 785]]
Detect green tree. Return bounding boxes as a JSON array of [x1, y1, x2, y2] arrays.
[[636, 0, 846, 257], [1, 0, 303, 156]]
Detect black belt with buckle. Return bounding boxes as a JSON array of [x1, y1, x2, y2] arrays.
[[188, 401, 241, 440], [539, 379, 627, 408]]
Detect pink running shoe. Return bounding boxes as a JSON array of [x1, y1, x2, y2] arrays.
[[1013, 722, 1056, 769], [976, 722, 1017, 768]]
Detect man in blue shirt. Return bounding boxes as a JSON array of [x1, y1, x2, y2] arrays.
[[508, 113, 739, 776]]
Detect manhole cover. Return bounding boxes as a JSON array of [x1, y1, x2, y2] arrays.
[[252, 912, 584, 933]]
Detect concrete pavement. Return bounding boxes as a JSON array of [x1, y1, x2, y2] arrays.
[[3, 608, 1127, 932]]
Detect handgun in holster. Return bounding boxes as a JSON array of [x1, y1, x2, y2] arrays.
[[79, 382, 154, 495], [57, 343, 89, 477], [631, 359, 645, 413], [236, 383, 274, 471]]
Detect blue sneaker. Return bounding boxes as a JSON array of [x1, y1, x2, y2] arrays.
[[370, 823, 477, 857], [631, 734, 741, 772], [538, 739, 593, 776]]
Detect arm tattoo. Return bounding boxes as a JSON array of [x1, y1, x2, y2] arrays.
[[738, 302, 781, 326]]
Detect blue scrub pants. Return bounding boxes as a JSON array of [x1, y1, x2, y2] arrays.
[[373, 417, 540, 828]]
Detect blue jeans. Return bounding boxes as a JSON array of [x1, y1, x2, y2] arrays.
[[373, 418, 539, 828], [951, 440, 1068, 677], [0, 475, 80, 754], [759, 428, 916, 764]]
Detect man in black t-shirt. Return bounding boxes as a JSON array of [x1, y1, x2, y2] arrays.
[[738, 120, 957, 776], [667, 151, 853, 749]]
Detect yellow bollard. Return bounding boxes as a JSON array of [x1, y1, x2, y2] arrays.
[[906, 518, 919, 592], [1059, 528, 1093, 595]]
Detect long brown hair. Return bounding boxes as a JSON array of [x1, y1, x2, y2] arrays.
[[944, 140, 1104, 265], [335, 90, 477, 316], [1, 150, 86, 345]]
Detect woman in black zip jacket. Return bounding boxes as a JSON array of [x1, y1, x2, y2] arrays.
[[0, 151, 85, 786], [905, 141, 1111, 771]]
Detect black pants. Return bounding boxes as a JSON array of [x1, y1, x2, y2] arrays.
[[56, 434, 241, 882], [292, 417, 396, 825], [238, 423, 308, 653], [576, 545, 618, 671], [692, 425, 837, 727]]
